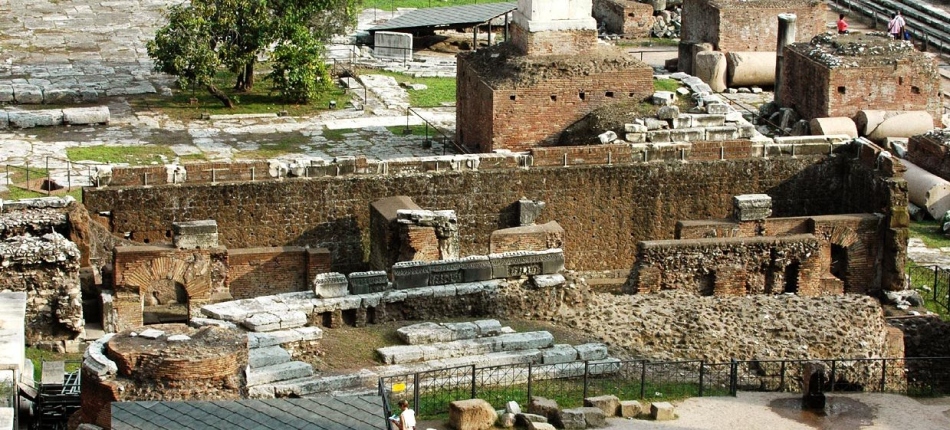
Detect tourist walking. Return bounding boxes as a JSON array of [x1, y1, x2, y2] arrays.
[[888, 11, 906, 40], [389, 400, 416, 430], [837, 14, 849, 34]]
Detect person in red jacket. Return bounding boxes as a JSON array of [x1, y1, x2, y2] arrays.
[[837, 14, 849, 34]]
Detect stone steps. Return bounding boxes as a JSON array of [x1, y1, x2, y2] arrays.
[[376, 331, 555, 364], [248, 345, 292, 369], [396, 319, 504, 344], [247, 326, 323, 348], [246, 361, 315, 387]]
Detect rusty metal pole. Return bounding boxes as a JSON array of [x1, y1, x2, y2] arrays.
[[775, 13, 797, 107]]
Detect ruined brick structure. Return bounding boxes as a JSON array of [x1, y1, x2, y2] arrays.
[[680, 0, 826, 52], [490, 221, 564, 253], [779, 33, 942, 123], [84, 140, 909, 292], [77, 325, 247, 429], [455, 0, 654, 151], [906, 129, 950, 181], [592, 0, 655, 39]]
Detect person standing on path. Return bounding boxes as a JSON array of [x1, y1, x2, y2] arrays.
[[837, 14, 849, 34], [389, 400, 416, 430], [888, 11, 906, 40]]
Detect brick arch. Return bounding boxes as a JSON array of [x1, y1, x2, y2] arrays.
[[824, 225, 868, 293], [115, 254, 213, 327]]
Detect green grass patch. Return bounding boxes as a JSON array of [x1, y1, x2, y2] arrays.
[[654, 78, 680, 93], [66, 145, 178, 165], [25, 347, 83, 382], [386, 124, 437, 136], [367, 0, 510, 10], [234, 134, 311, 159], [322, 127, 355, 142], [360, 69, 456, 107], [127, 68, 350, 122], [907, 260, 950, 320], [909, 220, 950, 249]]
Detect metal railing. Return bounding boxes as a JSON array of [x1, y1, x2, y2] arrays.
[[404, 107, 469, 155], [2, 156, 102, 198], [379, 356, 950, 418], [907, 264, 950, 313]]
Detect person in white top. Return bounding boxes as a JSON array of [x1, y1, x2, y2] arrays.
[[390, 400, 416, 430], [887, 11, 906, 40]]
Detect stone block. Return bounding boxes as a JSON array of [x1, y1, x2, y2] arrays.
[[528, 396, 559, 422], [244, 313, 281, 332], [349, 270, 389, 294], [499, 331, 554, 351], [575, 343, 608, 361], [598, 131, 618, 144], [245, 361, 314, 386], [644, 118, 667, 130], [0, 111, 8, 129], [392, 261, 430, 289], [489, 249, 564, 278], [737, 122, 756, 138], [542, 344, 577, 364], [43, 87, 81, 104], [671, 114, 691, 129], [558, 408, 586, 430], [689, 114, 726, 128], [704, 126, 739, 141], [650, 401, 675, 421], [374, 31, 413, 61], [694, 51, 727, 92], [172, 220, 218, 249], [376, 345, 425, 364], [459, 256, 493, 282], [515, 413, 547, 427], [625, 132, 646, 143], [0, 84, 13, 102], [473, 319, 502, 336], [248, 345, 292, 369], [577, 406, 606, 427], [497, 412, 516, 428], [529, 423, 556, 430], [8, 110, 62, 128], [657, 105, 680, 120], [624, 123, 647, 133], [505, 400, 521, 414], [12, 84, 43, 104], [443, 322, 478, 340], [646, 129, 671, 142], [449, 399, 497, 430], [732, 194, 772, 221], [518, 198, 546, 226], [652, 91, 675, 106], [429, 259, 465, 286], [707, 103, 730, 115], [313, 272, 348, 298], [397, 321, 453, 344], [62, 106, 110, 125], [619, 400, 642, 417], [669, 128, 705, 142], [584, 395, 620, 417], [279, 311, 308, 329], [529, 274, 565, 289]]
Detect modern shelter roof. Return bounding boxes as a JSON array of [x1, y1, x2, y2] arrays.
[[111, 396, 385, 430], [369, 2, 517, 33]]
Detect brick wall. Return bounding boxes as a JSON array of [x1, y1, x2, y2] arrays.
[[592, 0, 654, 38], [85, 144, 904, 280], [456, 49, 654, 152], [490, 221, 564, 253], [907, 134, 950, 181], [681, 0, 826, 51], [781, 43, 942, 123], [399, 225, 442, 261], [227, 247, 310, 299], [510, 25, 598, 56]]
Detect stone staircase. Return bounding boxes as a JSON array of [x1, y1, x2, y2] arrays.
[[243, 319, 621, 399], [243, 326, 323, 389]]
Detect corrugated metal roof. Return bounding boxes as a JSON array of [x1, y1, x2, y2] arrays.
[[370, 2, 517, 31], [111, 396, 385, 430]]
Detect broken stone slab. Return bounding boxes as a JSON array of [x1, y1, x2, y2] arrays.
[[706, 103, 731, 115], [243, 313, 282, 332], [139, 329, 164, 339], [528, 396, 559, 425], [518, 198, 546, 226], [598, 130, 618, 144], [576, 406, 606, 427], [624, 123, 648, 133], [81, 334, 117, 379], [12, 84, 43, 104], [8, 110, 63, 128], [651, 401, 675, 421], [473, 319, 503, 336], [247, 326, 322, 348], [619, 400, 642, 417], [584, 395, 620, 417], [625, 132, 646, 143], [644, 117, 667, 130], [497, 412, 517, 428], [541, 344, 578, 364], [189, 318, 237, 329], [313, 272, 349, 298], [449, 399, 498, 430], [574, 343, 608, 361], [529, 274, 565, 289], [515, 413, 547, 427], [558, 408, 586, 430], [506, 400, 522, 415], [60, 106, 110, 125], [657, 105, 680, 120], [167, 335, 191, 342], [245, 361, 314, 386], [248, 345, 292, 368], [528, 422, 556, 430]]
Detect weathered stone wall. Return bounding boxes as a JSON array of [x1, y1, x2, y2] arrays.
[[592, 0, 654, 38], [680, 0, 827, 51], [0, 232, 82, 344], [456, 46, 654, 152], [781, 35, 942, 123], [630, 235, 828, 296], [83, 143, 905, 286]]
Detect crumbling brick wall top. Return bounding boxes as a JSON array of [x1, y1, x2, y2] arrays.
[[788, 33, 930, 70], [458, 43, 650, 89], [707, 0, 822, 7]]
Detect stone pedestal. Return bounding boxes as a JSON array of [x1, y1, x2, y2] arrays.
[[733, 194, 772, 221]]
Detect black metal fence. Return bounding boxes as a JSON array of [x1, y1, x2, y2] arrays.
[[907, 264, 950, 313], [379, 357, 950, 418]]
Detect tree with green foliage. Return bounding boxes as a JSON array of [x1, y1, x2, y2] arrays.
[[147, 0, 357, 107]]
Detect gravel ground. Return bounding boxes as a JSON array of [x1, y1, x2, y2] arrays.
[[418, 392, 950, 430]]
